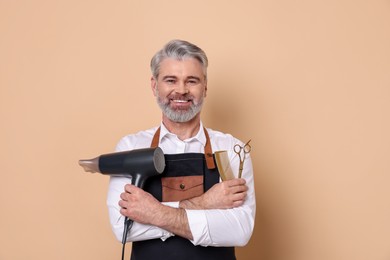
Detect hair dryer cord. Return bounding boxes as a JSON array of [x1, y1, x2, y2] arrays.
[[121, 217, 133, 260]]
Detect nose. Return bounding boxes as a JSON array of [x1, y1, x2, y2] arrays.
[[175, 81, 189, 94]]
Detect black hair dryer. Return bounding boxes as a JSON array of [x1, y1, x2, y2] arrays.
[[78, 147, 166, 188], [79, 147, 166, 257]]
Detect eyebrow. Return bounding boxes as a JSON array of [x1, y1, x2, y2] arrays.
[[187, 76, 201, 81], [162, 75, 177, 80], [161, 75, 202, 81]]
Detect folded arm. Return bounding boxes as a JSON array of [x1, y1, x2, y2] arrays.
[[107, 156, 255, 246]]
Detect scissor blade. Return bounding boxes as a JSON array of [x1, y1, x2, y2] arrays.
[[244, 139, 251, 146]]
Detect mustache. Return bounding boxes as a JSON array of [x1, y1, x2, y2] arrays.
[[168, 94, 194, 101]]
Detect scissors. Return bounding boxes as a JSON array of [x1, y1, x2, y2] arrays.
[[234, 139, 252, 178]]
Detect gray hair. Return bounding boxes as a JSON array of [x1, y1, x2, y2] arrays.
[[150, 39, 208, 80]]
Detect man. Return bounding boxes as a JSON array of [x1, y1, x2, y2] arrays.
[[107, 39, 256, 260]]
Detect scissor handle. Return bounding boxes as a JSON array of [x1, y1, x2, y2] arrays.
[[243, 144, 251, 153], [234, 140, 252, 154], [234, 144, 242, 153]]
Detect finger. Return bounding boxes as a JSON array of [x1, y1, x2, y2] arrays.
[[232, 199, 245, 207], [230, 185, 248, 194], [120, 208, 128, 216], [124, 184, 133, 193], [231, 193, 247, 207], [120, 192, 128, 201], [125, 184, 142, 195], [232, 191, 247, 202], [227, 178, 246, 187], [118, 200, 127, 209]]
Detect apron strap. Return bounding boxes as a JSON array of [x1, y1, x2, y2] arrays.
[[203, 128, 216, 169], [150, 127, 160, 148], [150, 126, 216, 169]]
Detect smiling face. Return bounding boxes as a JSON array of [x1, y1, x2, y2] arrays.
[[151, 57, 207, 123]]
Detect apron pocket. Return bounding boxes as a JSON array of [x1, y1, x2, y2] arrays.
[[161, 175, 204, 202]]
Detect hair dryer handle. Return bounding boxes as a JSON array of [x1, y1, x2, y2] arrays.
[[131, 173, 148, 189]]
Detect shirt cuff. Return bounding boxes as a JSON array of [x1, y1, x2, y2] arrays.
[[186, 210, 211, 246], [161, 230, 174, 241], [162, 201, 180, 208]]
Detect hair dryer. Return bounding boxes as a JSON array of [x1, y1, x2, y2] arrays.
[[78, 147, 165, 188], [78, 147, 166, 258]]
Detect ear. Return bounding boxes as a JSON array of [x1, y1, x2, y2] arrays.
[[204, 82, 208, 97], [151, 77, 157, 96]]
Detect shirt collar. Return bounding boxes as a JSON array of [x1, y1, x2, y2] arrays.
[[159, 121, 206, 146]]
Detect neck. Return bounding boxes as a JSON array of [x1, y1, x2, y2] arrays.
[[162, 114, 201, 140]]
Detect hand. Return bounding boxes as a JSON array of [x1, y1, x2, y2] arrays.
[[118, 184, 163, 225], [180, 178, 248, 210], [118, 184, 193, 239]]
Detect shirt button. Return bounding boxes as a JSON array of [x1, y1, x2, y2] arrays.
[[180, 183, 185, 190]]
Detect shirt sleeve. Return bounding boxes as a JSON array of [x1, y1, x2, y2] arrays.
[[186, 155, 256, 247]]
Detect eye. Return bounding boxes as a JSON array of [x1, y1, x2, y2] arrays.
[[187, 79, 199, 85], [165, 79, 176, 84]]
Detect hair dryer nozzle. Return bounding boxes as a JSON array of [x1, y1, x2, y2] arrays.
[[79, 157, 100, 173]]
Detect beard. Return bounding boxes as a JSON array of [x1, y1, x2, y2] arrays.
[[156, 90, 204, 123]]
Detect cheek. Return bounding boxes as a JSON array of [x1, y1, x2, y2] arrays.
[[156, 88, 168, 98], [199, 88, 207, 98]]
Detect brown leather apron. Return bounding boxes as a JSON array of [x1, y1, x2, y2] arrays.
[[130, 127, 236, 260]]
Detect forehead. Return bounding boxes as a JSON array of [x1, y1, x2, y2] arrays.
[[158, 58, 204, 79]]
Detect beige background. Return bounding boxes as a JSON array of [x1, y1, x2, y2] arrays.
[[1, 0, 389, 259]]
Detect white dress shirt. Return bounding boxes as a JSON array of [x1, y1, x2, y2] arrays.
[[106, 122, 256, 247]]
